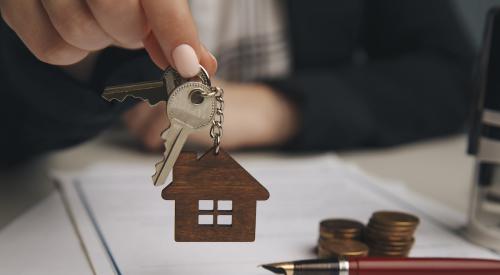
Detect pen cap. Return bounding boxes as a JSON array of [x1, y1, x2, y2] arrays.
[[349, 257, 500, 275]]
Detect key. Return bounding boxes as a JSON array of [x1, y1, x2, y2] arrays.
[[101, 66, 211, 106], [102, 80, 165, 105], [152, 81, 216, 186], [163, 66, 211, 96]]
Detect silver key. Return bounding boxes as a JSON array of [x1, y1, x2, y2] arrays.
[[152, 82, 216, 186], [163, 66, 211, 96], [102, 66, 211, 106]]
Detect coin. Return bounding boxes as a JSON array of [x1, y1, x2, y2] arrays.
[[371, 211, 420, 227], [320, 219, 365, 233], [318, 239, 369, 258], [365, 237, 415, 248], [364, 227, 414, 240], [320, 231, 362, 240], [317, 212, 419, 259], [367, 219, 417, 232], [365, 211, 419, 257], [319, 219, 364, 240], [369, 250, 410, 257]]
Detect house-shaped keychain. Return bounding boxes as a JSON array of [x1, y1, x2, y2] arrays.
[[162, 148, 270, 242]]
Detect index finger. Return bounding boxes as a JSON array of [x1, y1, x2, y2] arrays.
[[141, 0, 216, 77]]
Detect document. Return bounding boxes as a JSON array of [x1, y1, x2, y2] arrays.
[[57, 154, 500, 275]]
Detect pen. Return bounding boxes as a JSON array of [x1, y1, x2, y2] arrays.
[[261, 257, 500, 275]]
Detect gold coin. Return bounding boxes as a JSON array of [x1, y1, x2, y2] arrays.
[[369, 249, 409, 255], [364, 228, 414, 241], [369, 217, 418, 226], [369, 249, 410, 257], [319, 239, 369, 257], [367, 242, 413, 250], [364, 211, 419, 257], [366, 224, 415, 234], [368, 244, 413, 252], [369, 249, 410, 254], [367, 221, 417, 232], [365, 236, 415, 245], [371, 211, 420, 227], [365, 243, 414, 250], [317, 244, 367, 258], [320, 231, 362, 240], [320, 219, 364, 233], [327, 232, 363, 238]]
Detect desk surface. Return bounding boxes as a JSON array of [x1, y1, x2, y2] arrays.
[[50, 133, 474, 211], [0, 134, 474, 274]]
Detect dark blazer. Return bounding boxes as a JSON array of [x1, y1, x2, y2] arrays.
[[0, 0, 475, 165]]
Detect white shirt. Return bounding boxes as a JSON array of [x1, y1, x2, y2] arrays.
[[190, 0, 291, 82]]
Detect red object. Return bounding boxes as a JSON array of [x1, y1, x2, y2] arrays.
[[349, 258, 500, 275]]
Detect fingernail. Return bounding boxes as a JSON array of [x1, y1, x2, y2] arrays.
[[208, 50, 217, 62], [172, 44, 200, 78]]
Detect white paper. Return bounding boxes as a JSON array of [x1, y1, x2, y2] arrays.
[[57, 154, 500, 275], [0, 192, 93, 275]]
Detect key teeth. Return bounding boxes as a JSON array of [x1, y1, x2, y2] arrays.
[[102, 96, 124, 102], [160, 127, 172, 140], [152, 123, 186, 187], [152, 159, 167, 186], [103, 95, 160, 106], [151, 129, 171, 186]]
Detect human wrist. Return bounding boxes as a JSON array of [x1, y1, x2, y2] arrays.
[[243, 83, 299, 147]]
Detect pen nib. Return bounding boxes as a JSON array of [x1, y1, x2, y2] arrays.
[[260, 264, 286, 274], [260, 262, 295, 274]]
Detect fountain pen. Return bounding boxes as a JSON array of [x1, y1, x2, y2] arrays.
[[261, 257, 500, 275]]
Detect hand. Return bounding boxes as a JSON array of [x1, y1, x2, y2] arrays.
[[0, 0, 216, 78], [122, 80, 299, 151]]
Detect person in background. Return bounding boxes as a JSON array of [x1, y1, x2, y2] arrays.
[[0, 0, 474, 166]]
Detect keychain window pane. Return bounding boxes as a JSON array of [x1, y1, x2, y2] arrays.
[[217, 215, 232, 225], [198, 215, 213, 225], [217, 200, 232, 211], [198, 200, 214, 210]]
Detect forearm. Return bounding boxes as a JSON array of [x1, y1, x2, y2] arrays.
[[0, 18, 157, 164], [265, 52, 473, 151], [188, 81, 299, 149]]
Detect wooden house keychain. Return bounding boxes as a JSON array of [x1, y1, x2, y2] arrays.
[[102, 66, 269, 242]]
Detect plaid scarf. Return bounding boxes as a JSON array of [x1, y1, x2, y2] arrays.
[[190, 0, 291, 82]]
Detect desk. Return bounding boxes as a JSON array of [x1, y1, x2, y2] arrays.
[[50, 133, 473, 211], [0, 134, 474, 274]]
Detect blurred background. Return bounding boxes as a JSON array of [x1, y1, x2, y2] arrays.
[[458, 0, 500, 48], [2, 0, 500, 230]]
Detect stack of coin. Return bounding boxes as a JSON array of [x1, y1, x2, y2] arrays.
[[364, 211, 419, 257], [318, 239, 369, 258], [318, 219, 369, 258], [319, 219, 364, 240]]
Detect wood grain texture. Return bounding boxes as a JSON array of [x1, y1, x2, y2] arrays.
[[162, 148, 270, 242]]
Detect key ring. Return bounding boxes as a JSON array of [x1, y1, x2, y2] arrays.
[[208, 86, 224, 154]]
